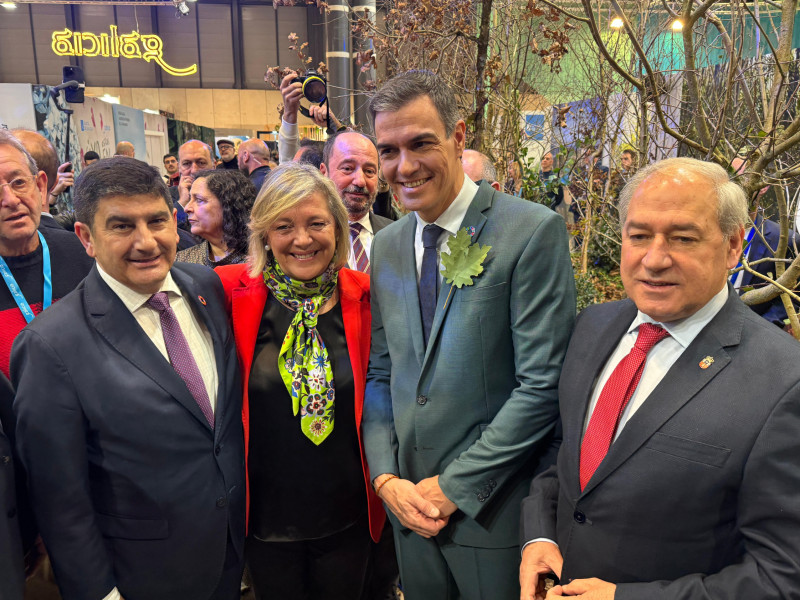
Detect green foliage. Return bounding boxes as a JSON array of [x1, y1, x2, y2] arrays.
[[441, 229, 492, 288], [573, 260, 625, 313]]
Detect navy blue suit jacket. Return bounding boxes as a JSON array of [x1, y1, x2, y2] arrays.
[[739, 216, 798, 326], [11, 263, 245, 600]]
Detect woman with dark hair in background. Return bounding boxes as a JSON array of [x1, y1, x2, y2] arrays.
[[176, 169, 256, 268]]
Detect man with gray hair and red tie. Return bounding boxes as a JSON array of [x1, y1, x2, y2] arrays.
[[520, 157, 800, 599]]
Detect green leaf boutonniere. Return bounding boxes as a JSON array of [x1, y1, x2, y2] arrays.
[[440, 228, 491, 308]]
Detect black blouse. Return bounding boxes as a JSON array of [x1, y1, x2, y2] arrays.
[[247, 295, 366, 541]]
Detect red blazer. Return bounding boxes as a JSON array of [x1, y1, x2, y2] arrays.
[[216, 264, 385, 542]]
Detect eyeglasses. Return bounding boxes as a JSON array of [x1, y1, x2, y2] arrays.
[[0, 176, 35, 197]]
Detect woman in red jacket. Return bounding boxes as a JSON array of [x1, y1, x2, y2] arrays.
[[216, 162, 385, 600]]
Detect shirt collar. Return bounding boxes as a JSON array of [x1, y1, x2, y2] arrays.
[[628, 284, 729, 349], [414, 176, 478, 236], [97, 264, 183, 313], [355, 212, 373, 234]]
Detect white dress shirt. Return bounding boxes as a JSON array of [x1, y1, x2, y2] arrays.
[[96, 266, 218, 413], [525, 284, 729, 552], [347, 212, 375, 271], [413, 176, 478, 283], [97, 266, 219, 600]]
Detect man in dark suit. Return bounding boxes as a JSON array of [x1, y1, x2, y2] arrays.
[[12, 157, 245, 600], [520, 157, 800, 599], [363, 70, 576, 599], [320, 131, 392, 274], [0, 375, 24, 600]]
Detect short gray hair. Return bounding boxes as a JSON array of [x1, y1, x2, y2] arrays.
[[368, 70, 460, 136], [0, 129, 38, 176], [618, 157, 747, 238]]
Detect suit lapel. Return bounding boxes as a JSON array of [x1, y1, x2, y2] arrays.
[[84, 267, 214, 433], [564, 302, 637, 495], [396, 214, 426, 366], [581, 291, 744, 497], [422, 184, 492, 368]]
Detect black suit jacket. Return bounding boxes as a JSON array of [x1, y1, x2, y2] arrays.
[[0, 371, 23, 600], [37, 214, 64, 231], [11, 263, 245, 600], [522, 289, 800, 598], [369, 212, 393, 233]]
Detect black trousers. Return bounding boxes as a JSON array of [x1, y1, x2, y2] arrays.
[[246, 515, 371, 600]]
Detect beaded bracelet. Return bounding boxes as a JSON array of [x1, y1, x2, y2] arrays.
[[374, 474, 399, 496]]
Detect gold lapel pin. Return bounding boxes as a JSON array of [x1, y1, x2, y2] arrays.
[[198, 295, 207, 306], [699, 356, 714, 369]]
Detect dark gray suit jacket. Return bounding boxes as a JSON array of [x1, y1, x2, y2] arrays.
[[369, 212, 393, 233], [12, 263, 245, 600], [0, 416, 23, 600], [522, 289, 800, 598]]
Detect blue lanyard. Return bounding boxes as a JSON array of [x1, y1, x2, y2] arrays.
[[733, 226, 757, 274], [0, 231, 52, 323]]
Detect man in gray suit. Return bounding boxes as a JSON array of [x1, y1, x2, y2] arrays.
[[363, 70, 576, 599], [521, 157, 800, 599]]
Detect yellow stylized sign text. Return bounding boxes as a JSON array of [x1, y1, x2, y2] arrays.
[[51, 26, 197, 77]]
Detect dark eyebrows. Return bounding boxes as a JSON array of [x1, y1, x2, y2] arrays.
[[376, 131, 438, 153], [104, 209, 172, 226]]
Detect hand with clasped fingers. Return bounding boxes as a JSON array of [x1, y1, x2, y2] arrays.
[[520, 541, 564, 600], [376, 476, 449, 538], [415, 475, 458, 518], [547, 578, 615, 599]]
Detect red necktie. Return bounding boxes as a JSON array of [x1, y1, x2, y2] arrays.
[[349, 223, 370, 274], [579, 323, 670, 490]]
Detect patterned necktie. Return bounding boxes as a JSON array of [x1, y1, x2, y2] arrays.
[[148, 292, 214, 427], [349, 223, 370, 274], [579, 323, 670, 490], [419, 224, 444, 346]]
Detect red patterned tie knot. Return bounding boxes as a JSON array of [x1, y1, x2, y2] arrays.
[[634, 323, 671, 353]]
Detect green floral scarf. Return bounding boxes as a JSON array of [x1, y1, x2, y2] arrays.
[[264, 260, 338, 445]]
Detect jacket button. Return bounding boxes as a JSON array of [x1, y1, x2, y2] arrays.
[[573, 510, 586, 524], [216, 497, 227, 508], [416, 395, 427, 405], [215, 445, 221, 456]]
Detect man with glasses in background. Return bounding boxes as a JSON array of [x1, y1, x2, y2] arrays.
[[0, 130, 92, 378]]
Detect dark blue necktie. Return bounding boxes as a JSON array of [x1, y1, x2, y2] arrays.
[[420, 224, 444, 346]]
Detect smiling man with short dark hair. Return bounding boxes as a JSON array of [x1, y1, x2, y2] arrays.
[[12, 156, 245, 600]]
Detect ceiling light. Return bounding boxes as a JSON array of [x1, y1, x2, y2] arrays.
[[610, 17, 623, 28], [672, 20, 684, 31], [100, 94, 120, 105], [1, 3, 18, 9]]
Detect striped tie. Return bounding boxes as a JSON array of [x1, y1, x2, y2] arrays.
[[349, 223, 370, 274]]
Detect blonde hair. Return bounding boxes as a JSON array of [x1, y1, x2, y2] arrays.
[[248, 162, 350, 278]]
